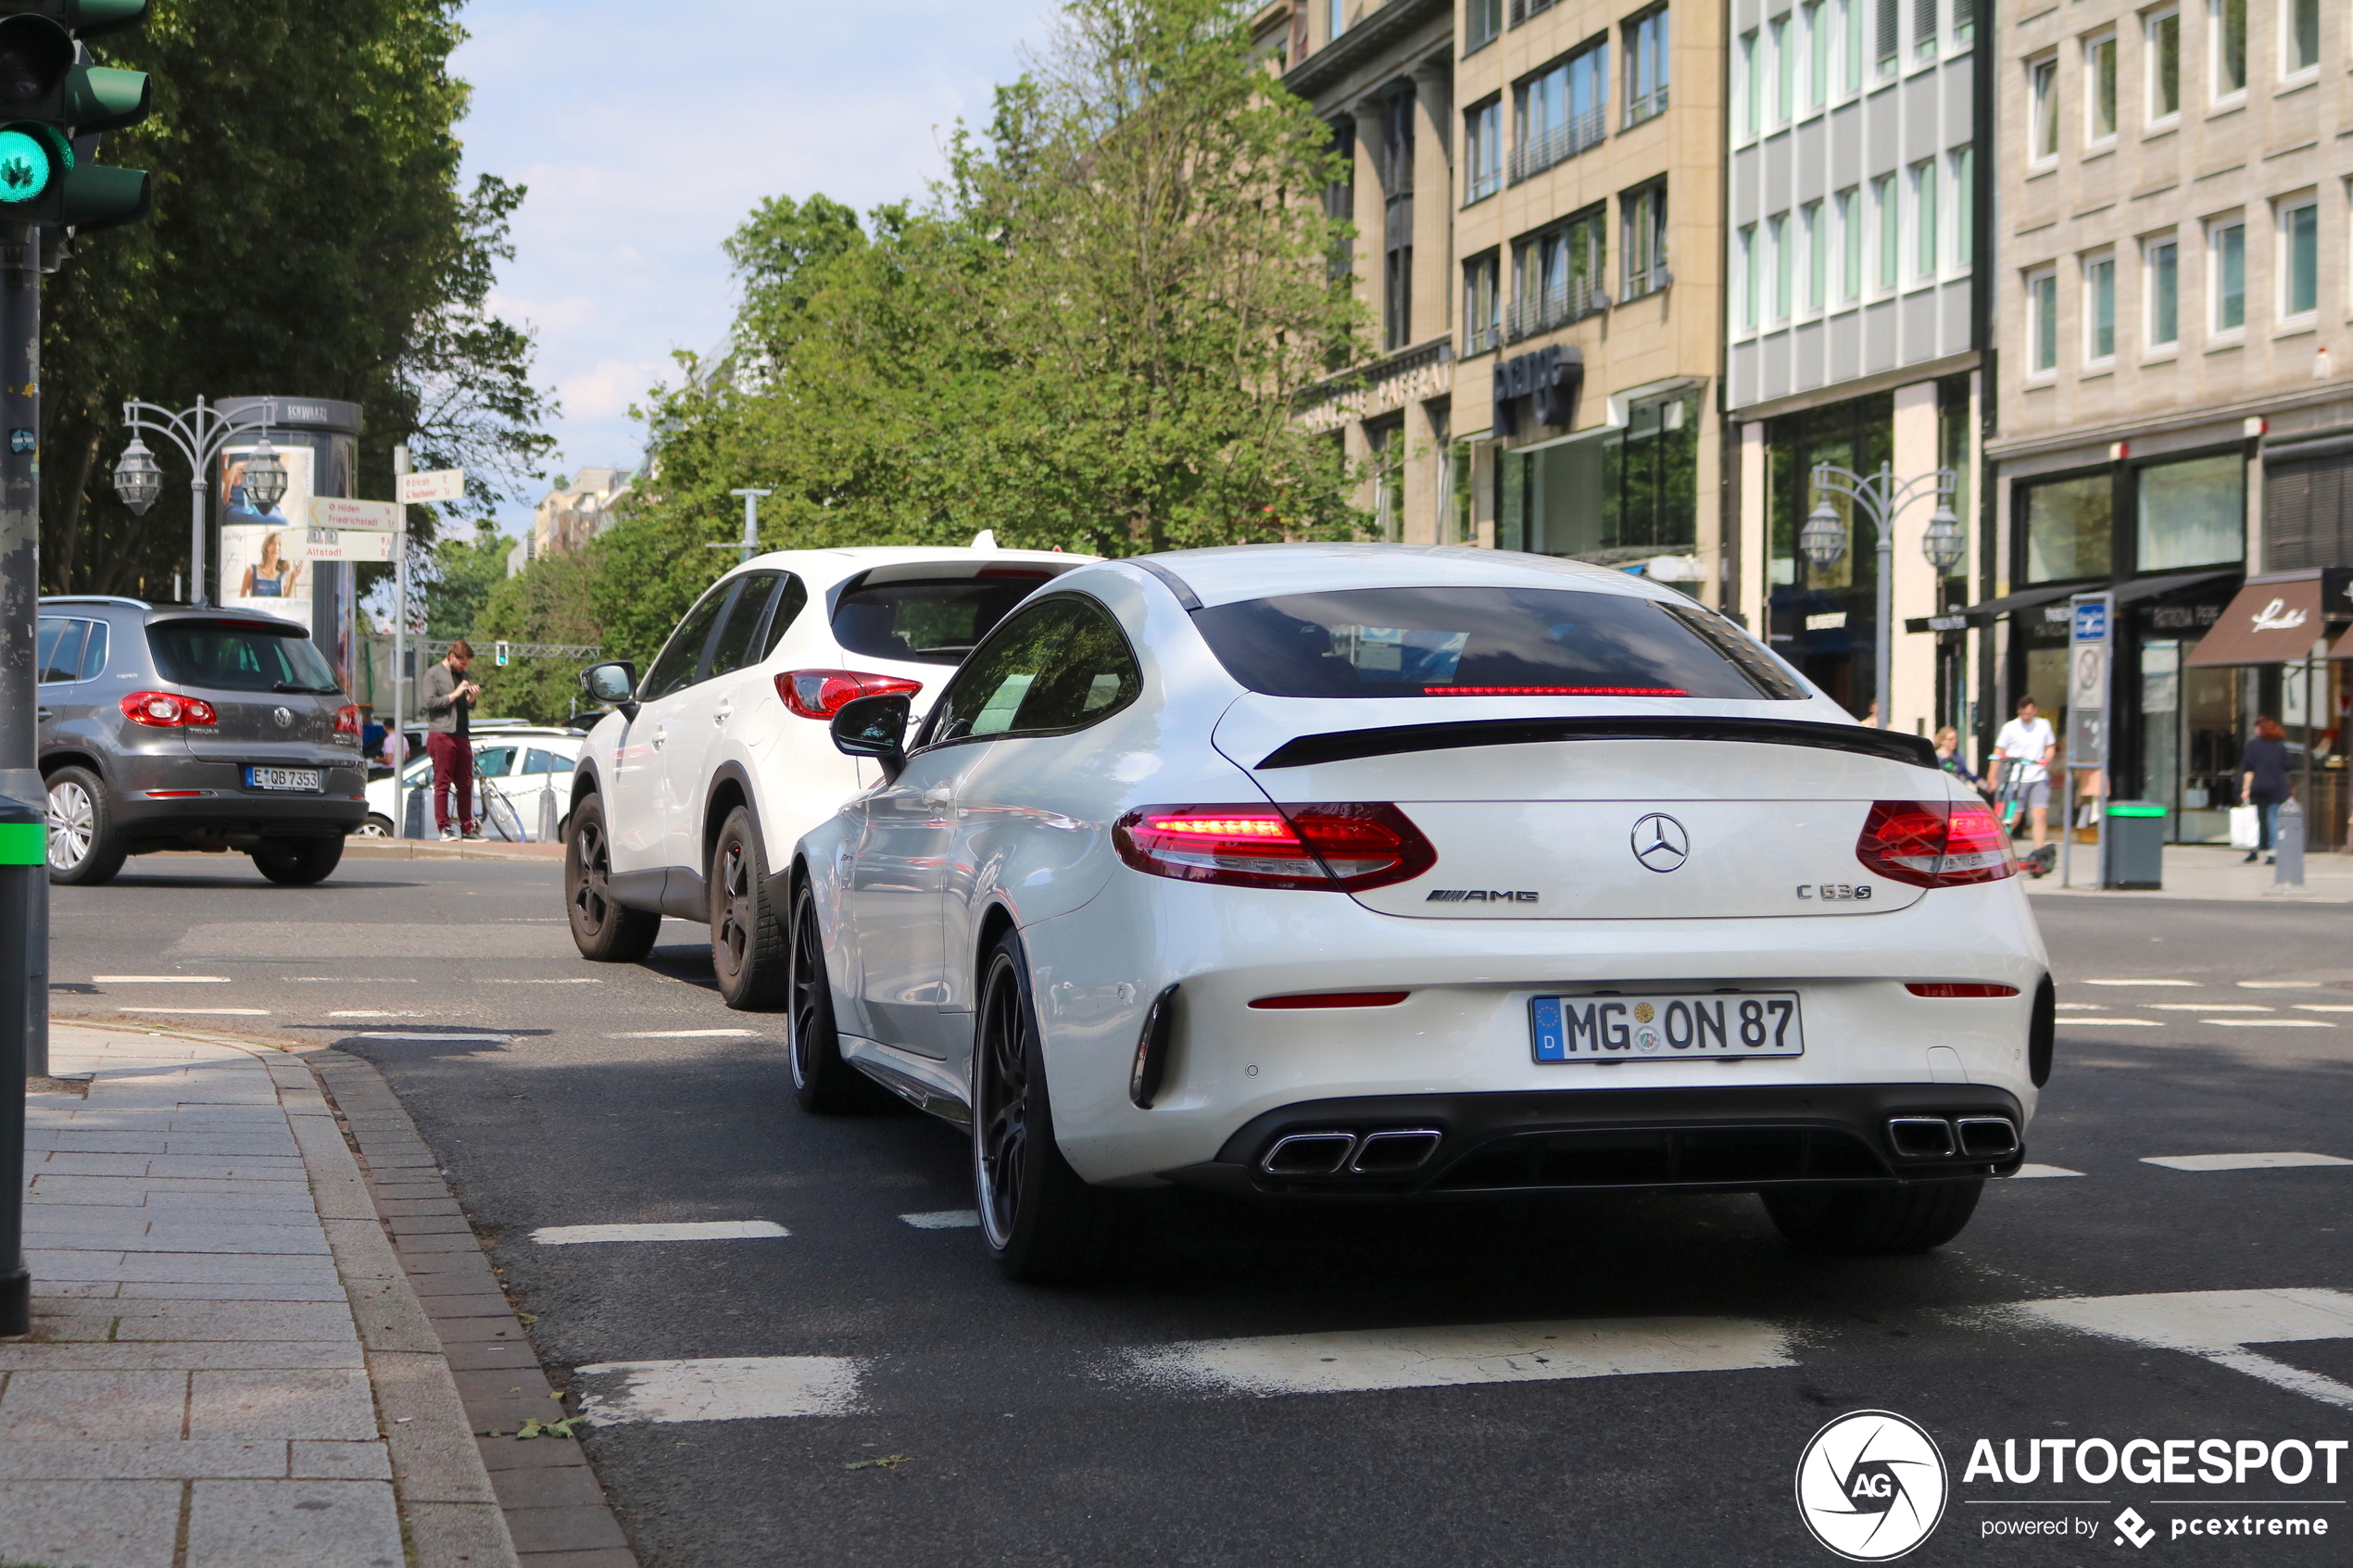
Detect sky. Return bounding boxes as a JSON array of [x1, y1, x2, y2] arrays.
[[448, 0, 1062, 538]]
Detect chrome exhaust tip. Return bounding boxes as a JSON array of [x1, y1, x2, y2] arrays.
[[1262, 1131, 1358, 1175], [1350, 1128, 1442, 1174], [1887, 1117, 1957, 1159], [1955, 1116, 2020, 1160]]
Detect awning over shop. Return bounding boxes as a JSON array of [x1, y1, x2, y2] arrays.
[[2184, 577, 2330, 667], [2108, 569, 2241, 607], [1903, 583, 2076, 635]]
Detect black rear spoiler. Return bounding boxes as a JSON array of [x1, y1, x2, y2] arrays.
[[1256, 715, 1940, 771]]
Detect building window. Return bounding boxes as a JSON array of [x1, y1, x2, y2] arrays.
[[1843, 0, 1864, 91], [2209, 217, 2246, 331], [1915, 0, 1939, 59], [1769, 211, 1791, 320], [2138, 453, 2245, 570], [1875, 0, 1898, 74], [2030, 56, 2058, 161], [1804, 0, 1828, 108], [1605, 394, 1701, 552], [2145, 235, 2180, 346], [2084, 253, 2117, 362], [1625, 6, 1669, 125], [1465, 98, 1503, 204], [1329, 0, 1346, 42], [1949, 145, 1974, 267], [1370, 421, 1402, 541], [1803, 198, 1827, 309], [2027, 268, 2058, 373], [1464, 251, 1502, 355], [1739, 224, 1759, 329], [1623, 181, 1669, 297], [1739, 31, 1761, 138], [2022, 472, 2114, 582], [2086, 33, 2118, 143], [1323, 121, 1354, 283], [1872, 173, 1898, 290], [1510, 206, 1608, 338], [1512, 38, 1610, 181], [1910, 158, 1938, 278], [1510, 0, 1560, 23], [1954, 0, 1975, 44], [1466, 0, 1504, 53], [2284, 0, 2319, 73], [1382, 91, 1415, 351], [2279, 198, 2318, 318], [2147, 8, 2181, 119], [1771, 12, 1793, 123], [2211, 0, 2246, 96], [1837, 186, 1863, 298]]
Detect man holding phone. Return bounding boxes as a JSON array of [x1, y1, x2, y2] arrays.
[[422, 641, 484, 841]]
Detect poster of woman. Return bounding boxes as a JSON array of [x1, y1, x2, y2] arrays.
[[218, 443, 316, 628]]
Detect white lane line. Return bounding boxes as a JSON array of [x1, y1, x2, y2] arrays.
[[2082, 978, 2199, 986], [284, 976, 419, 983], [2142, 1152, 2353, 1172], [2295, 1004, 2353, 1012], [91, 975, 230, 984], [2204, 1019, 2334, 1028], [352, 1032, 513, 1043], [2240, 981, 2324, 989], [532, 1221, 789, 1246], [2007, 1287, 2353, 1411], [117, 1008, 270, 1016], [2054, 1003, 2108, 1011], [2011, 1164, 2085, 1179], [573, 1356, 861, 1424], [474, 978, 602, 985], [2147, 1002, 2270, 1011], [2057, 1018, 2164, 1027], [606, 1029, 760, 1039], [1119, 1317, 1792, 1398], [900, 1210, 982, 1230]]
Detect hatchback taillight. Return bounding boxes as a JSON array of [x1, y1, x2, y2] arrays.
[[120, 691, 218, 728], [1113, 803, 1437, 892], [1856, 799, 2018, 889], [333, 704, 361, 735], [776, 669, 924, 720]]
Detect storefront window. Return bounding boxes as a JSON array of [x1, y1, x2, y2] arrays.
[[2135, 452, 2243, 571], [1498, 392, 1698, 560], [1766, 391, 1894, 716], [2022, 472, 2112, 582]]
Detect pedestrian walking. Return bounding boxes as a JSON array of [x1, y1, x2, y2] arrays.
[[2238, 715, 2292, 864], [1991, 696, 2057, 863], [1933, 726, 1986, 796], [422, 641, 483, 841]]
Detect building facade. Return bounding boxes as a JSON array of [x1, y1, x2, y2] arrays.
[[1989, 0, 2352, 841], [529, 467, 636, 564]]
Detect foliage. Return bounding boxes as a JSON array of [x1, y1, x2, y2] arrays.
[[475, 547, 601, 724], [418, 523, 513, 642], [36, 0, 555, 599]]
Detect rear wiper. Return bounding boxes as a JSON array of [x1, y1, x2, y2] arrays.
[[271, 682, 341, 695]]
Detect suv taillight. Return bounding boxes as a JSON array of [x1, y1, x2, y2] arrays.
[[120, 691, 218, 728], [1113, 803, 1437, 892], [333, 705, 361, 735], [1856, 799, 2018, 889], [776, 669, 924, 720]]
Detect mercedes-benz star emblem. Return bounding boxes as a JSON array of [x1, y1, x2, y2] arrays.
[[271, 707, 292, 728], [1630, 812, 1689, 873]]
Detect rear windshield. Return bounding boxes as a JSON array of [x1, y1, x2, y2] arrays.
[[1191, 586, 1806, 701], [831, 572, 1055, 667], [146, 621, 342, 695]]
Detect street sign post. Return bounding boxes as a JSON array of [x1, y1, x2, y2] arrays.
[[2065, 593, 2114, 890], [388, 456, 459, 838], [397, 469, 465, 506], [303, 496, 399, 561]]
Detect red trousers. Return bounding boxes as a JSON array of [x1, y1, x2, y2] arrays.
[[426, 732, 474, 831]]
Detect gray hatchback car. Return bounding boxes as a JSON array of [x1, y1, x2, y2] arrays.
[[38, 596, 368, 885]]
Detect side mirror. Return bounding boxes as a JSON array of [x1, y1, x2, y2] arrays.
[[831, 693, 911, 781], [580, 660, 638, 718]]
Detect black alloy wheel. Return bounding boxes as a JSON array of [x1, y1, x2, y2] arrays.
[[564, 795, 659, 962], [971, 933, 1110, 1284], [711, 807, 788, 1010], [786, 875, 882, 1112]]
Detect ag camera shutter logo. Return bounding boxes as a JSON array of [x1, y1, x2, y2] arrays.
[[1795, 1410, 1948, 1561]]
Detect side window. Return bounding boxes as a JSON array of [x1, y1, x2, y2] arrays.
[[35, 617, 82, 684], [76, 621, 108, 681], [706, 573, 779, 680], [473, 746, 517, 779], [922, 596, 1139, 746], [639, 583, 734, 701], [758, 574, 809, 659]]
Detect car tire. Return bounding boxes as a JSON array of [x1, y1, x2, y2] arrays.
[[251, 836, 345, 885], [44, 766, 127, 886], [711, 806, 788, 1010], [1761, 1179, 1983, 1255], [786, 874, 887, 1113], [356, 814, 396, 838], [972, 931, 1112, 1285], [564, 794, 660, 961]]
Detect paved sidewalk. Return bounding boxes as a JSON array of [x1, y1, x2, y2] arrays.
[[2027, 842, 2353, 901], [5, 1022, 517, 1568]]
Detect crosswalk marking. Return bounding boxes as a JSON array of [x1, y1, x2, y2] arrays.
[[2083, 978, 2199, 986], [574, 1356, 861, 1424], [1121, 1317, 1792, 1399], [607, 1029, 761, 1039], [2147, 1002, 2268, 1011], [2294, 1004, 2353, 1012], [900, 1210, 981, 1229], [2011, 1164, 2084, 1178], [2058, 1017, 2163, 1026], [118, 1007, 269, 1015], [2238, 981, 2324, 989], [533, 1220, 789, 1246], [2204, 1019, 2334, 1028], [2141, 1152, 2353, 1172], [2008, 1288, 2353, 1411]]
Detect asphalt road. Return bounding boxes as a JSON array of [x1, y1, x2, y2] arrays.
[[45, 854, 2353, 1567]]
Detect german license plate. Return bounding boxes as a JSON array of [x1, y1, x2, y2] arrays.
[[1530, 992, 1804, 1062], [245, 766, 322, 793]]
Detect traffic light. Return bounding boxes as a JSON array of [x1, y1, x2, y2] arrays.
[[0, 2, 149, 231], [494, 641, 510, 667]]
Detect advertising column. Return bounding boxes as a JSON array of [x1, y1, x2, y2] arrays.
[[213, 396, 362, 684]]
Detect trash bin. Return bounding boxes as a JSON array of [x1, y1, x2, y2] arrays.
[[2102, 801, 2167, 889]]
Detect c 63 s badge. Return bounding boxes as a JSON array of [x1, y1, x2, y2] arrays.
[[1795, 1410, 1948, 1562], [1798, 884, 1874, 901]]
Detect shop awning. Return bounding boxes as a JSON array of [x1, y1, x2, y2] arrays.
[[2108, 569, 2241, 606], [2184, 578, 2330, 667], [1903, 583, 2077, 635]]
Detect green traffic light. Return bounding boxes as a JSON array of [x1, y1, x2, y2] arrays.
[[0, 128, 48, 202]]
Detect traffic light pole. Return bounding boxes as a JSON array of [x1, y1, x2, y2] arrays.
[[1, 221, 46, 1336]]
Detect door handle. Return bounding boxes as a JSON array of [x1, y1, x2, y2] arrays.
[[36, 708, 51, 720], [712, 705, 732, 726], [650, 725, 666, 752]]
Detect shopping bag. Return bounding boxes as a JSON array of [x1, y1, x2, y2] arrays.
[[2229, 804, 2260, 849]]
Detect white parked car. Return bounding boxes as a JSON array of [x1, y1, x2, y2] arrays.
[[359, 726, 585, 842], [788, 545, 2051, 1281], [563, 546, 1096, 1006]]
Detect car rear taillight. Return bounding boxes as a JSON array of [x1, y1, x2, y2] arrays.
[[1906, 983, 2021, 998], [1249, 991, 1411, 1009], [120, 691, 218, 728], [776, 669, 924, 720], [1856, 799, 2018, 889], [333, 705, 361, 735], [1113, 804, 1437, 892]]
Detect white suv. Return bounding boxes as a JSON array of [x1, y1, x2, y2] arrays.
[[564, 546, 1092, 1005]]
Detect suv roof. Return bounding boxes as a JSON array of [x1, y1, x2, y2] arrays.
[[39, 596, 151, 611]]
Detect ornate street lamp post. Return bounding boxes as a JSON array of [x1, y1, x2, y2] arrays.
[[1796, 460, 1962, 731], [111, 395, 280, 606]]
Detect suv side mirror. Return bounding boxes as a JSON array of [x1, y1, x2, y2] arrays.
[[580, 660, 638, 718], [831, 693, 911, 781]]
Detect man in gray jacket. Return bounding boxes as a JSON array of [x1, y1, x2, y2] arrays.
[[422, 641, 483, 840]]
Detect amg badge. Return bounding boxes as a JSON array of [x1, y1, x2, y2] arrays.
[[1426, 888, 1539, 903]]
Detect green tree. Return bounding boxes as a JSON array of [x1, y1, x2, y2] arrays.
[[476, 548, 600, 724], [418, 523, 512, 641]]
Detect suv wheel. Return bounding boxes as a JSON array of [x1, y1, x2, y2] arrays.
[[1761, 1179, 1983, 1255], [45, 766, 127, 886], [711, 807, 788, 1009], [565, 794, 659, 961], [251, 836, 344, 885]]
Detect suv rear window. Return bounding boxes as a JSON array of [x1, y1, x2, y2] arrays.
[[146, 620, 341, 694], [832, 573, 1054, 667], [1191, 586, 1806, 700]]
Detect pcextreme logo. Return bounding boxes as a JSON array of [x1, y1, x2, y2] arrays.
[[1796, 1410, 1951, 1562]]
